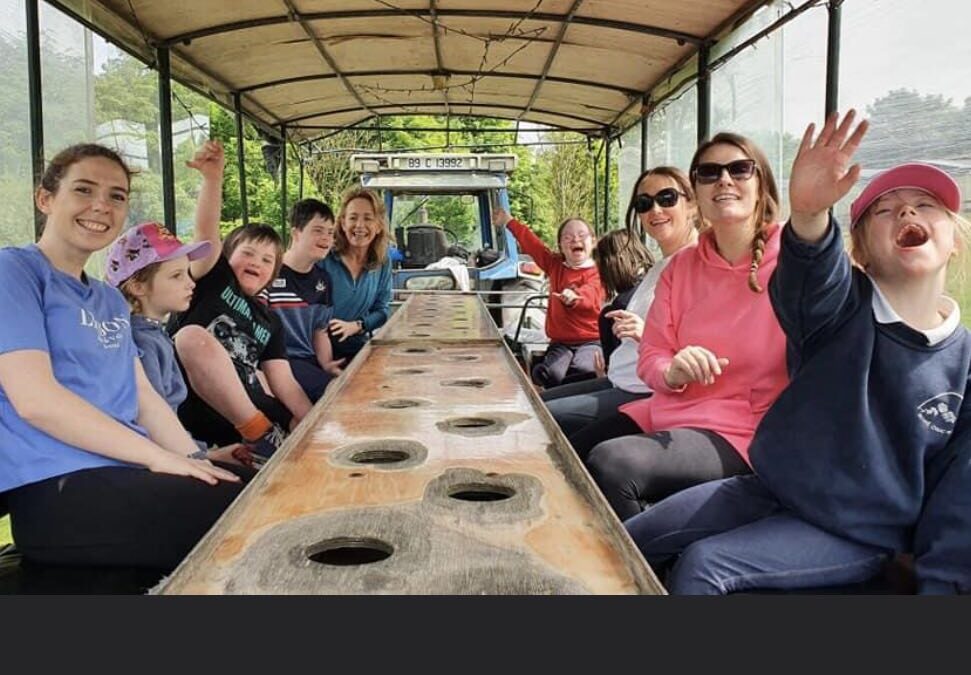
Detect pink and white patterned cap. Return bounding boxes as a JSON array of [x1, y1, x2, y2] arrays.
[[105, 222, 211, 287]]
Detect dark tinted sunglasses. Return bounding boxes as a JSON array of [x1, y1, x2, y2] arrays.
[[692, 159, 757, 185], [634, 188, 683, 213]]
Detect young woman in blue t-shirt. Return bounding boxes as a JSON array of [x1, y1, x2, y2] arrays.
[[0, 143, 246, 574]]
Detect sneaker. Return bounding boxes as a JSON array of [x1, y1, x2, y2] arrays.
[[247, 423, 287, 462]]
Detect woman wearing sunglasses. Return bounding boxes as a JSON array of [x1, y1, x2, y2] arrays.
[[575, 133, 789, 520], [543, 166, 699, 440]]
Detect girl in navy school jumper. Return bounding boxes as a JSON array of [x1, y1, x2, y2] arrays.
[[0, 143, 244, 573], [625, 110, 971, 594]]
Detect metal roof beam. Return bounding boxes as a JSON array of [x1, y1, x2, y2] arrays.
[[429, 0, 450, 123], [157, 9, 704, 48], [279, 0, 375, 117], [519, 0, 583, 122], [283, 101, 606, 128], [292, 124, 599, 134], [237, 69, 641, 97]]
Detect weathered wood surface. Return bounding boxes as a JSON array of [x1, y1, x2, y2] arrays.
[[158, 294, 664, 595], [374, 292, 497, 344]]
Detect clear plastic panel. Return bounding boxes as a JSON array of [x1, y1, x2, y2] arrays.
[[840, 0, 971, 321], [0, 0, 34, 246]]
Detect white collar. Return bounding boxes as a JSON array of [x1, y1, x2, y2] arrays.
[[869, 276, 961, 346], [564, 258, 596, 269]]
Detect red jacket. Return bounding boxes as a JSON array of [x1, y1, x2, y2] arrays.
[[507, 219, 603, 343]]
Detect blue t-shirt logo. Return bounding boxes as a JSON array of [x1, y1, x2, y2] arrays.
[[917, 392, 962, 435], [80, 308, 131, 349]]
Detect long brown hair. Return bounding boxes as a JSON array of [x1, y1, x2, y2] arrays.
[[334, 187, 390, 270], [689, 133, 779, 293], [594, 229, 652, 297]]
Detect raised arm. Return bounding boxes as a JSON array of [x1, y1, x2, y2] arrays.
[[493, 208, 557, 272], [769, 110, 869, 350], [788, 110, 868, 243], [187, 140, 226, 279]]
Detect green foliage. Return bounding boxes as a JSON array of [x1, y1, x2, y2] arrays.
[[0, 514, 11, 547]]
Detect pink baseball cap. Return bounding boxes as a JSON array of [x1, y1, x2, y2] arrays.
[[105, 222, 212, 287], [849, 163, 961, 229]]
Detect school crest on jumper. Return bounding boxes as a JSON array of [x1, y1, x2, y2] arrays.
[[917, 392, 963, 435]]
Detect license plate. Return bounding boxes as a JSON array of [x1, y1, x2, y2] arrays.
[[393, 155, 472, 171]]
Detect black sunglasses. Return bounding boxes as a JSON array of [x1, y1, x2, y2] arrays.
[[692, 159, 757, 185], [634, 188, 684, 213]]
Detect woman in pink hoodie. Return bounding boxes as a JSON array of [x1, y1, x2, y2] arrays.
[[572, 133, 789, 520]]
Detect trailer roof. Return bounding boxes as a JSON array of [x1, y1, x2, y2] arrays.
[[50, 0, 770, 139]]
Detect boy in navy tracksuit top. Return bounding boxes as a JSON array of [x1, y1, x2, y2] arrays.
[[261, 199, 343, 402], [624, 110, 971, 594]]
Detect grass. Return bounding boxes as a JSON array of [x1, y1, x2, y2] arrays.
[[0, 515, 11, 547]]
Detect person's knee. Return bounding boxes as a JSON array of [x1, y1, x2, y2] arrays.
[[174, 325, 219, 365], [586, 439, 628, 483], [666, 539, 728, 595]]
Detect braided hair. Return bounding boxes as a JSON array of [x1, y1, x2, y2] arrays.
[[689, 133, 779, 293]]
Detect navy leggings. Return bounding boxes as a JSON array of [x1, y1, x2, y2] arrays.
[[531, 340, 602, 388]]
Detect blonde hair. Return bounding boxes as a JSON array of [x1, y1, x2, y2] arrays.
[[689, 133, 780, 293], [118, 262, 162, 315], [335, 187, 391, 270]]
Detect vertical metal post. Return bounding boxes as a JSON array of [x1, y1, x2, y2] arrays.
[[825, 0, 843, 117], [603, 135, 611, 230], [592, 144, 600, 233], [234, 92, 249, 226], [697, 42, 711, 144], [26, 0, 45, 240], [280, 125, 288, 246], [157, 47, 176, 230], [640, 112, 648, 173], [298, 155, 305, 201]]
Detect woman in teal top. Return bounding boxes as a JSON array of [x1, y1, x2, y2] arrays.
[[319, 187, 392, 360]]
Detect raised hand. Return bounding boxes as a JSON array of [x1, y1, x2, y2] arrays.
[[789, 110, 868, 239], [664, 345, 729, 389], [491, 207, 512, 229], [186, 139, 226, 181]]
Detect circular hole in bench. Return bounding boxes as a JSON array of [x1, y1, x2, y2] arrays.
[[374, 398, 426, 410], [448, 483, 516, 502], [441, 378, 490, 389], [350, 449, 412, 465], [306, 537, 394, 566]]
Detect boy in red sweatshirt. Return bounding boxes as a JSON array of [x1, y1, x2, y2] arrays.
[[494, 209, 604, 388]]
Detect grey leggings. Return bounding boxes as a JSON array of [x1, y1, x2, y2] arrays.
[[586, 425, 751, 521]]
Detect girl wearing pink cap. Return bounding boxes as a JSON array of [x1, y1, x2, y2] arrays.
[[0, 143, 244, 580], [626, 110, 971, 594]]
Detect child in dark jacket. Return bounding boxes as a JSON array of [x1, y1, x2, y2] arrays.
[[494, 208, 604, 388], [624, 110, 971, 594]]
